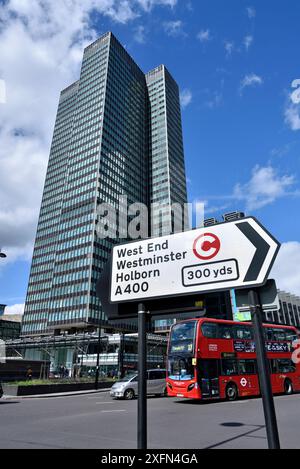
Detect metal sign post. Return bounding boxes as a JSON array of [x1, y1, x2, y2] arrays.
[[95, 319, 102, 390], [137, 303, 147, 449], [248, 289, 280, 449]]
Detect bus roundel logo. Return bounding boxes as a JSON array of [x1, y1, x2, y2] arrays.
[[193, 233, 221, 260], [240, 378, 247, 387]]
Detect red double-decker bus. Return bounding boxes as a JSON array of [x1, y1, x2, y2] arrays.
[[167, 318, 300, 401]]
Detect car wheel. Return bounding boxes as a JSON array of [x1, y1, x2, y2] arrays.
[[284, 379, 293, 395], [162, 387, 168, 397], [226, 383, 238, 401], [124, 389, 135, 400]]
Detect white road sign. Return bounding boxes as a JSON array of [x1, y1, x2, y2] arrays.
[[110, 217, 280, 303]]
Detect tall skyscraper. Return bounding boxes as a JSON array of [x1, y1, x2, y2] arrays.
[[22, 32, 187, 337], [146, 65, 187, 235]]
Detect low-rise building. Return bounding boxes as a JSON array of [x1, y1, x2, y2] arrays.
[[0, 315, 22, 341], [5, 332, 167, 378], [264, 290, 300, 329]]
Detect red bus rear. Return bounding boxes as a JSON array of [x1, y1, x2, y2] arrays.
[[166, 318, 300, 400]]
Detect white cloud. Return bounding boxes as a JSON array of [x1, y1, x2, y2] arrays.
[[224, 41, 234, 57], [270, 143, 294, 158], [204, 78, 225, 109], [186, 1, 193, 12], [271, 242, 300, 296], [0, 79, 6, 104], [285, 106, 300, 131], [246, 6, 256, 19], [197, 29, 211, 43], [240, 73, 263, 94], [203, 203, 231, 216], [284, 80, 300, 131], [291, 79, 300, 104], [180, 88, 192, 109], [137, 0, 177, 10], [0, 0, 176, 264], [163, 20, 184, 37], [134, 25, 146, 43], [206, 91, 223, 109], [4, 303, 25, 315], [233, 165, 296, 211], [243, 35, 253, 51], [0, 129, 48, 260]]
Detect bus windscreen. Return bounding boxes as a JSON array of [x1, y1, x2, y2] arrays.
[[168, 356, 194, 381], [169, 321, 197, 355]]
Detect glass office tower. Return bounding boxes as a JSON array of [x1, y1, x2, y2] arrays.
[[146, 65, 187, 236], [22, 32, 187, 337]]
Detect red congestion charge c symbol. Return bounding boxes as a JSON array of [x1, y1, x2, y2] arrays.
[[193, 233, 221, 260]]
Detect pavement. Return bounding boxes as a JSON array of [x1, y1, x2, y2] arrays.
[[3, 388, 111, 399], [1, 391, 300, 449]]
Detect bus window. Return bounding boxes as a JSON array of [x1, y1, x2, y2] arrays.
[[264, 328, 274, 341], [234, 325, 253, 340], [218, 324, 233, 339], [272, 329, 286, 341], [270, 359, 278, 374], [238, 360, 257, 375], [277, 359, 296, 373], [201, 322, 217, 338], [221, 359, 238, 376], [285, 329, 298, 342], [198, 359, 219, 379]]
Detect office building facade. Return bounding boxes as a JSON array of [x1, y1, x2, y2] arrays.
[[22, 32, 187, 337], [264, 290, 300, 330], [146, 65, 187, 235]]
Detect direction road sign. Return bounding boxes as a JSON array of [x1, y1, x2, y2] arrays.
[[110, 216, 280, 304]]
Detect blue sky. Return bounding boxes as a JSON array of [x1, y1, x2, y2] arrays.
[[0, 0, 300, 313]]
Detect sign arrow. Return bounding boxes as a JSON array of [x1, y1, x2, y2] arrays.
[[236, 221, 272, 282]]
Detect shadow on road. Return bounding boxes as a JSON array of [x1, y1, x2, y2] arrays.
[[220, 422, 244, 427], [203, 423, 266, 449], [0, 400, 20, 405], [173, 392, 300, 407], [173, 394, 269, 406], [173, 398, 229, 406]]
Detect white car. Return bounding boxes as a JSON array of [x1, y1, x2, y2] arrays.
[[110, 369, 167, 400]]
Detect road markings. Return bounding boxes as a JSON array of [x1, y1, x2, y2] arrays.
[[95, 402, 114, 404], [101, 409, 127, 413], [87, 395, 110, 399]]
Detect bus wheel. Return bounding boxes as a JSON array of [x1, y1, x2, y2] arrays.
[[284, 379, 293, 395], [226, 383, 238, 401], [124, 389, 135, 400]]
